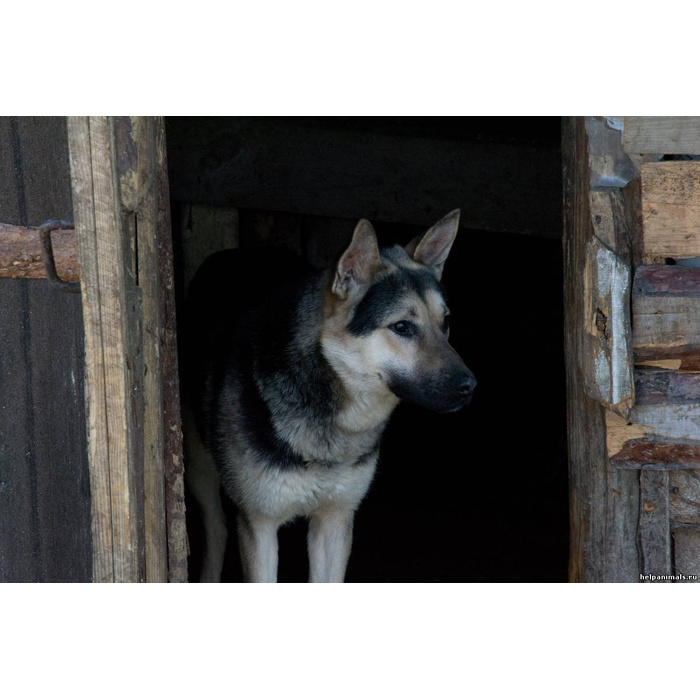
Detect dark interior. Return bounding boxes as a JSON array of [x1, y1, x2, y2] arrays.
[[167, 117, 568, 582]]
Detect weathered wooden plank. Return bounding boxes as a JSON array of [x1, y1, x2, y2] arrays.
[[581, 190, 634, 418], [623, 117, 700, 156], [633, 265, 700, 361], [641, 162, 700, 261], [68, 116, 141, 582], [135, 117, 168, 583], [610, 437, 700, 470], [156, 118, 188, 583], [670, 470, 700, 526], [0, 116, 91, 582], [672, 529, 700, 581], [69, 116, 187, 583], [67, 117, 113, 582], [563, 117, 641, 582], [608, 367, 700, 470], [634, 368, 700, 405], [166, 117, 562, 239], [639, 470, 672, 580]]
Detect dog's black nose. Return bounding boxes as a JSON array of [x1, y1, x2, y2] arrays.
[[457, 374, 477, 395]]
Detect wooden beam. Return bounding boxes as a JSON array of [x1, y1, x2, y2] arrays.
[[0, 223, 78, 281], [633, 265, 700, 361], [641, 162, 700, 261], [581, 190, 634, 418], [68, 116, 141, 582], [156, 117, 188, 583], [623, 117, 700, 155], [607, 367, 700, 470], [563, 117, 640, 582], [68, 117, 187, 583], [166, 117, 562, 238]]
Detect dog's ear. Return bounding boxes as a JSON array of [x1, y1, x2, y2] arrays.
[[333, 219, 381, 299], [406, 209, 460, 281]]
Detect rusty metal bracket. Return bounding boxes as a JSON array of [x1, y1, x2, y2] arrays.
[[39, 220, 80, 293]]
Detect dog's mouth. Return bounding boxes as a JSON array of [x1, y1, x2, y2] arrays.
[[438, 393, 473, 413]]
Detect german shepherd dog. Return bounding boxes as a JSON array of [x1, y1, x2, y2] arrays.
[[183, 210, 476, 582]]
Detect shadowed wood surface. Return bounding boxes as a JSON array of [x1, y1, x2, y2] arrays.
[[166, 117, 562, 239], [0, 116, 91, 582], [563, 117, 640, 582]]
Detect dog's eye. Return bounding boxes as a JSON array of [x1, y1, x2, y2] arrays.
[[389, 321, 415, 336], [442, 315, 450, 333]]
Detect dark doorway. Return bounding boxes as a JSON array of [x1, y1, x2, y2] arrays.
[[167, 117, 567, 582]]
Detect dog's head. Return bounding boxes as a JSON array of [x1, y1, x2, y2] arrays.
[[322, 210, 476, 413]]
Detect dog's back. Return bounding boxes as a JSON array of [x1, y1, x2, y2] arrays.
[[182, 248, 313, 437]]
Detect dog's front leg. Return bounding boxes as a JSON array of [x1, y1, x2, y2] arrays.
[[237, 513, 280, 583], [308, 508, 355, 583]]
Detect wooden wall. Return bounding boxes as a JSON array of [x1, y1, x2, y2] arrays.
[[564, 116, 700, 582], [0, 117, 91, 582]]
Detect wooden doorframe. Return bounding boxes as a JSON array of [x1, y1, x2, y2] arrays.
[[67, 117, 187, 582], [563, 116, 700, 582]]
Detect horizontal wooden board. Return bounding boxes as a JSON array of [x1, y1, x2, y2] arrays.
[[633, 265, 700, 360], [166, 117, 562, 238], [641, 162, 700, 260], [623, 117, 700, 155], [607, 368, 700, 469]]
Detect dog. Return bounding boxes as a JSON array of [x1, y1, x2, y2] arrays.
[[183, 209, 476, 582]]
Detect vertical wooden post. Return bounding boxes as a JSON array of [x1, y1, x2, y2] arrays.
[[562, 117, 641, 582], [67, 116, 187, 583]]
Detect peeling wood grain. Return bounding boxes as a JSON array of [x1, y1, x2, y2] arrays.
[[607, 368, 700, 469], [605, 410, 651, 457], [639, 470, 672, 580], [631, 403, 700, 442], [670, 470, 700, 526], [586, 116, 637, 187], [582, 231, 634, 418], [641, 162, 700, 261], [623, 117, 700, 156], [611, 438, 700, 470], [636, 359, 683, 371], [0, 223, 78, 281]]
